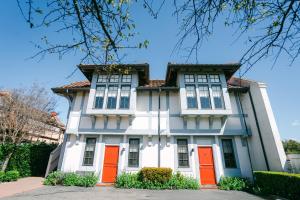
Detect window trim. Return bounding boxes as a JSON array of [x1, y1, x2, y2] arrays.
[[211, 84, 224, 109], [177, 138, 190, 168], [119, 85, 131, 109], [94, 85, 106, 109], [221, 138, 237, 169], [106, 85, 118, 109], [185, 85, 198, 109], [128, 138, 140, 168], [82, 137, 97, 166], [198, 84, 211, 109]]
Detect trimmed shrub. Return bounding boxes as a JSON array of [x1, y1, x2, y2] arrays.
[[44, 171, 98, 187], [4, 170, 20, 182], [115, 171, 200, 190], [43, 171, 64, 186], [137, 167, 172, 184], [0, 171, 5, 182], [218, 176, 251, 191], [254, 171, 300, 200]]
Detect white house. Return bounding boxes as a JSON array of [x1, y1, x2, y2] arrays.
[[52, 63, 287, 185]]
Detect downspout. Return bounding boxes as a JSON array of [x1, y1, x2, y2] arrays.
[[158, 87, 161, 167], [237, 92, 254, 178], [248, 90, 270, 171]]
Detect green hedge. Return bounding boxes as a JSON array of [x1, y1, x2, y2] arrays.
[[138, 167, 172, 184], [0, 143, 57, 177], [0, 170, 20, 182], [116, 171, 200, 190], [44, 171, 98, 187], [254, 171, 300, 200]]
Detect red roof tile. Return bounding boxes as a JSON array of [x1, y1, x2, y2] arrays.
[[60, 81, 91, 89]]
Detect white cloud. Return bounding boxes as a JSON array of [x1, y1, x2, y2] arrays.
[[292, 120, 300, 127]]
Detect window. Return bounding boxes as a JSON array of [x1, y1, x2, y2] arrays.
[[97, 75, 107, 83], [210, 75, 220, 83], [177, 139, 189, 167], [122, 74, 132, 83], [221, 139, 237, 168], [83, 138, 96, 166], [197, 75, 207, 83], [212, 85, 224, 109], [107, 85, 118, 109], [109, 75, 119, 83], [184, 74, 195, 83], [198, 85, 211, 109], [94, 86, 105, 108], [186, 85, 197, 109], [128, 138, 140, 167], [120, 86, 130, 109]]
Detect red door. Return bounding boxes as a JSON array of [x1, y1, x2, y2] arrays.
[[198, 147, 216, 185], [102, 146, 119, 183]]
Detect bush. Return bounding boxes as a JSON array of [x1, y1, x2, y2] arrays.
[[137, 167, 172, 184], [0, 143, 57, 177], [254, 171, 300, 200], [4, 170, 20, 182], [44, 171, 98, 187], [0, 171, 5, 182], [115, 171, 200, 190], [218, 176, 251, 191], [43, 171, 64, 186]]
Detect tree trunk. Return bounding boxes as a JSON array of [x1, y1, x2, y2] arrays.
[[1, 152, 13, 171]]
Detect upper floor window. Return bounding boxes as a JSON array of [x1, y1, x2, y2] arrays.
[[209, 75, 220, 83], [128, 138, 140, 167], [120, 86, 130, 109], [197, 75, 207, 83], [212, 85, 224, 109], [83, 138, 96, 166], [221, 139, 237, 168], [107, 85, 118, 109], [94, 86, 105, 109], [97, 75, 107, 83], [177, 139, 189, 168], [184, 74, 195, 83], [109, 75, 119, 83], [122, 75, 132, 83], [186, 85, 197, 109], [198, 85, 211, 109]]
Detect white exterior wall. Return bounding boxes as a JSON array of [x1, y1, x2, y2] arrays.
[[58, 70, 285, 184]]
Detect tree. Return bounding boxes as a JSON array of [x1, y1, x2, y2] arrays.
[[0, 85, 56, 171], [16, 0, 300, 74], [283, 139, 300, 154]]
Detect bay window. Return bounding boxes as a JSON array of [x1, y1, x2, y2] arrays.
[[120, 86, 130, 109], [107, 85, 118, 109], [177, 139, 189, 168], [186, 85, 197, 108], [212, 85, 224, 109], [128, 138, 140, 167]]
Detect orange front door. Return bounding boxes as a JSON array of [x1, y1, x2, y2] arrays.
[[102, 146, 119, 183], [198, 146, 216, 185]]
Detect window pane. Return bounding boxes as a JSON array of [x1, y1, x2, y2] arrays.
[[177, 139, 189, 167], [210, 75, 220, 83], [107, 86, 118, 109], [109, 75, 119, 83], [98, 75, 107, 83], [83, 138, 96, 166], [95, 86, 105, 109], [197, 75, 207, 83], [122, 75, 131, 83], [128, 139, 139, 167], [222, 139, 237, 168], [199, 85, 211, 109], [212, 85, 224, 109], [184, 74, 195, 83], [186, 86, 197, 109], [120, 86, 130, 109]]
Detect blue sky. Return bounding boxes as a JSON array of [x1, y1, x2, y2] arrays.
[[0, 1, 299, 140]]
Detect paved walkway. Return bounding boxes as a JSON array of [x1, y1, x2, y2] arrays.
[[1, 186, 265, 200], [0, 177, 44, 198]]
